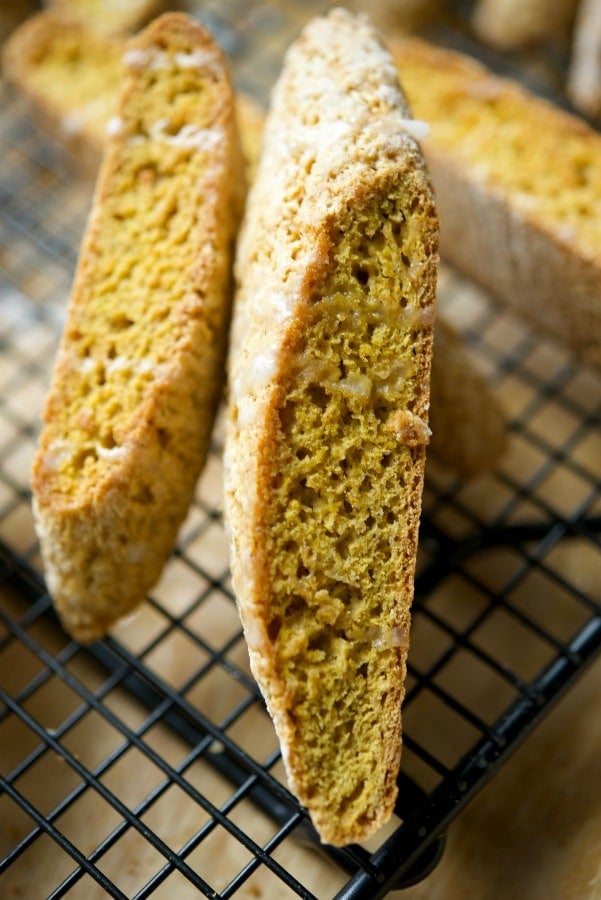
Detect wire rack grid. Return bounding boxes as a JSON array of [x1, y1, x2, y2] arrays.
[[0, 1, 600, 898]]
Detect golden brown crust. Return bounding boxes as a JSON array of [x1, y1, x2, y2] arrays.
[[225, 9, 438, 847], [391, 35, 601, 371], [31, 12, 245, 643]]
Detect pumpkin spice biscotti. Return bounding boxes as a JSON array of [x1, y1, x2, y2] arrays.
[[31, 13, 245, 643], [224, 9, 439, 846], [391, 35, 601, 371]]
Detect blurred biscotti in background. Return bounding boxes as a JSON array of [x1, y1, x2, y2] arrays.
[[1, 10, 263, 181], [472, 0, 601, 122], [391, 35, 601, 371], [351, 0, 601, 121], [2, 11, 124, 174]]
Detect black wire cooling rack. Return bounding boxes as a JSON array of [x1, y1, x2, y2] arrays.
[[1, 2, 600, 897]]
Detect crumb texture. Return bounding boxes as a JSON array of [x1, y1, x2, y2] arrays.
[[225, 9, 438, 847], [264, 195, 434, 843]]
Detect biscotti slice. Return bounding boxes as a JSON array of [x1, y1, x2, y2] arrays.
[[2, 11, 125, 175], [43, 0, 165, 35], [31, 12, 245, 643], [391, 36, 601, 371], [224, 9, 438, 847]]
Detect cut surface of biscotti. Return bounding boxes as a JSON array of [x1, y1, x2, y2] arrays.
[[392, 35, 601, 371], [2, 10, 261, 181], [31, 12, 245, 643], [224, 9, 438, 847]]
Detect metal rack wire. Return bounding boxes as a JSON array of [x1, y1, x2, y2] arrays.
[[0, 2, 600, 897]]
